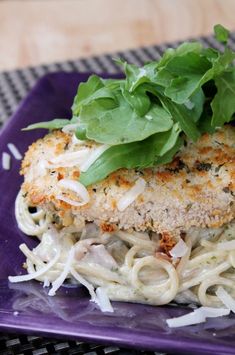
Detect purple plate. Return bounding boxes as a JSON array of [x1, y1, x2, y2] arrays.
[[0, 72, 235, 355]]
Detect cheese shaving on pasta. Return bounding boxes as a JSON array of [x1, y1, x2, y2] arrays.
[[170, 238, 188, 258], [216, 286, 235, 313], [9, 190, 235, 320]]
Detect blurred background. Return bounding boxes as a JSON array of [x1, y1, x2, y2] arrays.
[[0, 0, 234, 71]]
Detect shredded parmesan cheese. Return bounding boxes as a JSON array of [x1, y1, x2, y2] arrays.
[[166, 310, 205, 328], [166, 306, 230, 328], [57, 179, 90, 207], [216, 286, 235, 313], [43, 278, 50, 288], [8, 246, 61, 283], [70, 267, 97, 301], [7, 143, 22, 160], [117, 177, 146, 212], [169, 238, 189, 258], [72, 134, 84, 145], [70, 268, 114, 312], [80, 144, 110, 172], [95, 287, 114, 313], [37, 160, 47, 177], [196, 306, 230, 318], [48, 247, 74, 296], [62, 123, 80, 133], [2, 152, 11, 170], [48, 149, 90, 168]]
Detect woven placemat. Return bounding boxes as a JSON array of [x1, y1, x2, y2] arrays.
[[0, 32, 235, 355], [1, 31, 235, 126]]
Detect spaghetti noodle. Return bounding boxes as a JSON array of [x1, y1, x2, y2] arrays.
[[10, 190, 235, 310]]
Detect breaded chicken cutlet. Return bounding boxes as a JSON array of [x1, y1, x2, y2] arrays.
[[20, 125, 235, 240], [10, 27, 235, 321]]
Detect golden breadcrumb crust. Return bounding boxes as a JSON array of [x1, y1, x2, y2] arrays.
[[21, 125, 235, 237]]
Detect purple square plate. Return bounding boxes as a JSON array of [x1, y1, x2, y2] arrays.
[[0, 72, 235, 355]]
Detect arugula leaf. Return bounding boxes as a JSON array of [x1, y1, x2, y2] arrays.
[[185, 88, 205, 123], [22, 25, 235, 186], [162, 51, 210, 104], [214, 24, 229, 44], [72, 75, 107, 116], [211, 70, 235, 127], [79, 94, 173, 144], [164, 52, 210, 76], [22, 119, 70, 131], [155, 44, 210, 103], [155, 136, 183, 166], [121, 85, 151, 117], [79, 129, 181, 186], [155, 44, 234, 105], [75, 124, 87, 140], [157, 42, 202, 70], [198, 113, 216, 134], [79, 135, 158, 186], [160, 96, 201, 141], [200, 47, 235, 85], [116, 59, 156, 92], [153, 123, 181, 156]]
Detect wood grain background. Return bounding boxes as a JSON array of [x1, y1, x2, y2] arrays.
[[0, 0, 235, 70]]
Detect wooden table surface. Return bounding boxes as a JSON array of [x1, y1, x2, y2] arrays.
[[0, 0, 235, 71]]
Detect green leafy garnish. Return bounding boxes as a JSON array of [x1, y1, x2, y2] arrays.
[[214, 24, 229, 44], [23, 25, 235, 186], [79, 123, 182, 186], [211, 70, 235, 126], [79, 97, 173, 144], [23, 119, 70, 131]]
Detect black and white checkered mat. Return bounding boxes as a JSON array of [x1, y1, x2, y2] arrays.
[[0, 32, 235, 355], [1, 32, 235, 126], [0, 333, 167, 355]]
